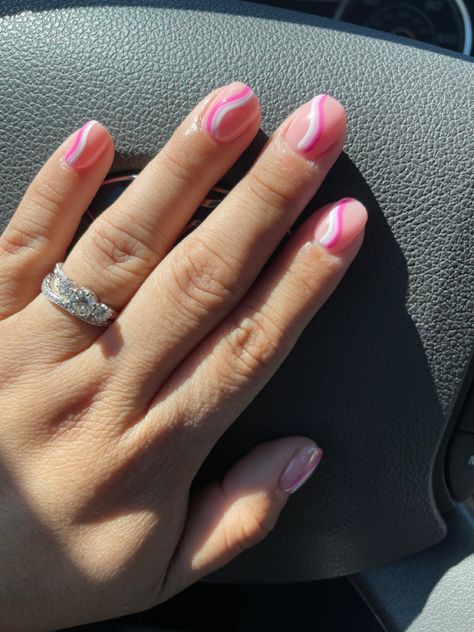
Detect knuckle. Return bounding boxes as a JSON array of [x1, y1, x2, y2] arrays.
[[0, 222, 49, 256], [159, 147, 202, 191], [277, 248, 344, 305], [27, 176, 70, 219], [223, 312, 287, 380], [245, 166, 296, 212], [0, 180, 63, 255], [87, 216, 155, 280], [229, 501, 276, 556], [166, 238, 244, 315], [289, 262, 324, 301]]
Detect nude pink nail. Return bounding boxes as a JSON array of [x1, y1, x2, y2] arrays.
[[279, 445, 323, 494], [64, 120, 108, 170], [203, 82, 259, 142], [284, 94, 345, 160], [314, 198, 368, 253]]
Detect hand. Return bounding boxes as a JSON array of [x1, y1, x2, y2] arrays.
[[0, 82, 367, 630]]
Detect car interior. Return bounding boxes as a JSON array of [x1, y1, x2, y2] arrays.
[[0, 0, 473, 630]]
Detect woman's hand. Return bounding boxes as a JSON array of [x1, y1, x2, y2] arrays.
[[0, 83, 367, 630]]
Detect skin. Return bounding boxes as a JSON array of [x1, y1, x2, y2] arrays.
[[0, 84, 367, 630]]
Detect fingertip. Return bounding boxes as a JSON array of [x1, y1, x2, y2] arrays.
[[313, 197, 368, 255], [62, 119, 114, 171], [278, 442, 323, 495], [319, 95, 347, 147], [283, 93, 347, 160], [225, 435, 322, 496], [201, 81, 261, 143]]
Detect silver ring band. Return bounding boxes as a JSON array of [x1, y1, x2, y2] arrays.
[[41, 263, 118, 327]]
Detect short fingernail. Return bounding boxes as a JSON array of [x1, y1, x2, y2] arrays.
[[279, 445, 323, 494], [203, 81, 259, 142], [64, 120, 109, 170], [284, 94, 345, 160], [314, 198, 368, 253]]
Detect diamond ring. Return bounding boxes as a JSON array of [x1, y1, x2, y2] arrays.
[[41, 263, 118, 327]]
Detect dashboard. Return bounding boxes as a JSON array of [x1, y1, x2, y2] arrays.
[[250, 0, 473, 55]]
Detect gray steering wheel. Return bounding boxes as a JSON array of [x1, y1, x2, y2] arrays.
[[1, 1, 473, 628]]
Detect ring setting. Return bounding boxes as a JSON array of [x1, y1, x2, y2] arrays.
[[41, 263, 118, 326]]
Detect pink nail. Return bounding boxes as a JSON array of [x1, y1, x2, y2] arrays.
[[203, 82, 259, 142], [314, 198, 368, 253], [284, 94, 345, 159], [64, 120, 108, 170], [279, 445, 323, 494]]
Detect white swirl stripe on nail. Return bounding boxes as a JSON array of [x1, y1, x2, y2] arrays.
[[297, 94, 326, 152], [65, 120, 97, 166], [319, 201, 345, 248], [206, 87, 254, 139]]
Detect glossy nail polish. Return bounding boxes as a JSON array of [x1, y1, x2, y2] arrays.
[[279, 445, 323, 494], [203, 82, 259, 142], [284, 94, 345, 159], [314, 198, 368, 253], [64, 120, 108, 170]]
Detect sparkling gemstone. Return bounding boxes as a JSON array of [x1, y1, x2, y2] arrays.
[[93, 303, 111, 322], [57, 276, 73, 297], [69, 288, 97, 318]]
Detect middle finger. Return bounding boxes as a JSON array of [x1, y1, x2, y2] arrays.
[[28, 82, 261, 350], [103, 94, 347, 405]]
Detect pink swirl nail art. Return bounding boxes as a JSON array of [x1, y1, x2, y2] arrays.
[[314, 198, 368, 253], [203, 83, 258, 142], [297, 94, 327, 152], [64, 120, 108, 170], [318, 198, 349, 248], [284, 94, 345, 159]]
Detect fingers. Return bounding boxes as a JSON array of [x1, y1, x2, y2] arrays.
[[29, 82, 261, 347], [110, 94, 347, 406], [144, 198, 367, 455], [159, 437, 322, 599], [0, 121, 114, 319]]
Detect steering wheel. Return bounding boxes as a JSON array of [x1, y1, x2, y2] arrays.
[[1, 1, 473, 629]]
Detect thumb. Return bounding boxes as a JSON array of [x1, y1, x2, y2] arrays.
[[160, 437, 323, 600]]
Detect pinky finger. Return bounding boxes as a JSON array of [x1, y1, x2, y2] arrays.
[[0, 120, 114, 319], [157, 436, 322, 600]]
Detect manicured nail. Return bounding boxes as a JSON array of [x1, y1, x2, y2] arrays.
[[64, 120, 108, 170], [284, 94, 345, 159], [314, 198, 368, 253], [203, 82, 259, 142], [279, 445, 323, 494]]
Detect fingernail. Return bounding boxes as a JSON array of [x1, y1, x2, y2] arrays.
[[203, 82, 259, 142], [314, 198, 368, 253], [279, 445, 323, 494], [64, 120, 108, 170], [284, 94, 345, 160]]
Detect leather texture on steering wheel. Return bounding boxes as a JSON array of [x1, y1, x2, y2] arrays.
[[0, 0, 473, 582]]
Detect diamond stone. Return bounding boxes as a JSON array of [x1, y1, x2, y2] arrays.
[[69, 288, 97, 318], [57, 276, 74, 297], [93, 303, 111, 322]]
